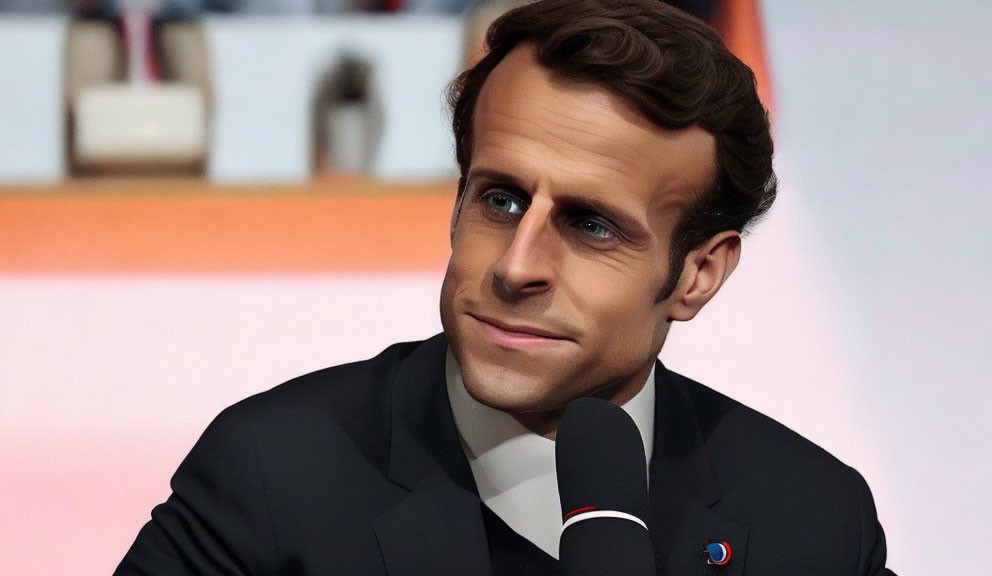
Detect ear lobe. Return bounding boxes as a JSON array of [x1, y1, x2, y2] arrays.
[[667, 231, 741, 322]]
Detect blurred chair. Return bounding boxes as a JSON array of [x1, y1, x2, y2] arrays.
[[65, 17, 210, 176], [158, 21, 212, 97], [65, 19, 125, 108]]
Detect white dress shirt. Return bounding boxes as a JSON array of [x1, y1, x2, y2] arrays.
[[446, 349, 655, 558]]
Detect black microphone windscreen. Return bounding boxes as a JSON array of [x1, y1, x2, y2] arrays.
[[556, 397, 656, 576]]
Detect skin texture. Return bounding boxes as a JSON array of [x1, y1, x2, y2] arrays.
[[439, 45, 741, 438]]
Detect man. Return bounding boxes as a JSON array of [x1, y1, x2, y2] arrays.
[[117, 0, 895, 574]]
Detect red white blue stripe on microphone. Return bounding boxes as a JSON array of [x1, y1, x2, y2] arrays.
[[560, 506, 649, 532], [563, 506, 597, 520]]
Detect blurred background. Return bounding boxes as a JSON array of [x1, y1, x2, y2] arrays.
[[1, 0, 989, 573]]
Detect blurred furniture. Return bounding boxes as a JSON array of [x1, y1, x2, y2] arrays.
[[66, 18, 210, 176]]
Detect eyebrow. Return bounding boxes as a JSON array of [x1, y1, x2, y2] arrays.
[[465, 167, 527, 191]]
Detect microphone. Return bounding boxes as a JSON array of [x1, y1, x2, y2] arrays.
[[556, 397, 657, 576]]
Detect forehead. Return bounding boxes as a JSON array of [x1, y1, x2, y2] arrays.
[[470, 45, 716, 215]]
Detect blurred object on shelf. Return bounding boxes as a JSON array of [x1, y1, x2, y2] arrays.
[[312, 54, 383, 175], [73, 85, 206, 174], [66, 3, 210, 176], [65, 19, 125, 108], [157, 20, 212, 97]]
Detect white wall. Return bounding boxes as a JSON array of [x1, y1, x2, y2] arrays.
[[0, 16, 67, 183]]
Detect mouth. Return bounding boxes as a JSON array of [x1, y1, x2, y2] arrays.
[[468, 313, 572, 350]]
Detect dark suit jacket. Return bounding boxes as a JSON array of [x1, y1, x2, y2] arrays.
[[116, 334, 894, 575]]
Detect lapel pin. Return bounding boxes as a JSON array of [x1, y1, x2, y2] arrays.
[[703, 541, 732, 566]]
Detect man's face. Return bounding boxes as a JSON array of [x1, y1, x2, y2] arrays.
[[440, 45, 717, 429]]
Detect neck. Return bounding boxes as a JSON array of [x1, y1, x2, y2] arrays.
[[512, 411, 562, 440], [511, 376, 649, 440]]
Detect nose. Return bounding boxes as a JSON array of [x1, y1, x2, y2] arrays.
[[492, 203, 556, 295]]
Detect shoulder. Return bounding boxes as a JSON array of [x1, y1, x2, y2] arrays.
[[669, 369, 855, 484], [205, 337, 443, 469], [121, 337, 445, 574], [667, 370, 889, 573]]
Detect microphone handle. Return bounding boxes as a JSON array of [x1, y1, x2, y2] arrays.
[[559, 517, 657, 576]]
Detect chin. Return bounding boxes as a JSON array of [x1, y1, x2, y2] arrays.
[[459, 358, 568, 415]]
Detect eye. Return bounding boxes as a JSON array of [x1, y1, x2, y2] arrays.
[[485, 191, 527, 215], [576, 218, 614, 239], [569, 212, 623, 249]]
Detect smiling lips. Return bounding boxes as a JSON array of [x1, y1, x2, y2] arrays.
[[471, 314, 571, 350]]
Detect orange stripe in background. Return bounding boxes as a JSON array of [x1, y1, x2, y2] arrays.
[[714, 0, 774, 114], [0, 179, 456, 274]]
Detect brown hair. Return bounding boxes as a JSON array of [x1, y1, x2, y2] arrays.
[[447, 0, 777, 297]]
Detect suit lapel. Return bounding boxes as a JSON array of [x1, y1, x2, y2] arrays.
[[375, 467, 491, 576], [371, 341, 750, 575], [374, 334, 492, 576], [649, 362, 748, 575]]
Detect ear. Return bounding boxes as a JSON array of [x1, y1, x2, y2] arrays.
[[667, 230, 741, 322]]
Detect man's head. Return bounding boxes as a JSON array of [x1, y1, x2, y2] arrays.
[[440, 0, 776, 434]]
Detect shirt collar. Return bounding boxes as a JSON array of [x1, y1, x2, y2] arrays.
[[445, 349, 656, 558]]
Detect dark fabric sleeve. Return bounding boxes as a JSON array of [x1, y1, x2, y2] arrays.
[[853, 467, 897, 576], [115, 404, 281, 575]]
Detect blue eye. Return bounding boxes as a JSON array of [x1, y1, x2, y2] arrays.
[[486, 192, 526, 215], [577, 217, 615, 239]]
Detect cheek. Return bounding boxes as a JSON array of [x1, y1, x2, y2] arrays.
[[439, 260, 469, 337], [570, 269, 668, 342], [449, 220, 512, 275], [446, 241, 485, 284], [441, 230, 498, 304]]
